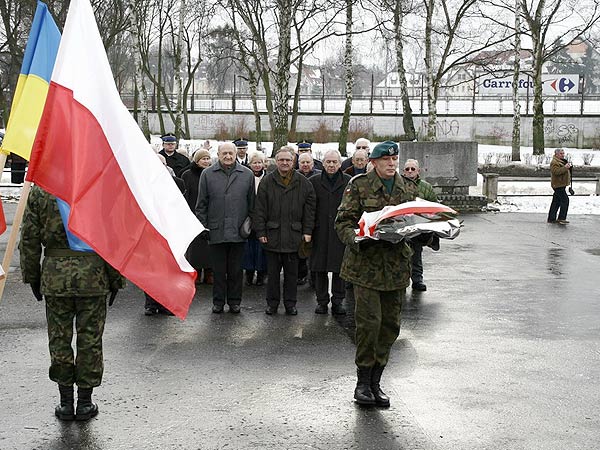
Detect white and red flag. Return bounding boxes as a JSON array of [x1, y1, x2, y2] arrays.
[[26, 0, 204, 318]]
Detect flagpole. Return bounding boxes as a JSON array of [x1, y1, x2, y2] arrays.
[[0, 181, 31, 303]]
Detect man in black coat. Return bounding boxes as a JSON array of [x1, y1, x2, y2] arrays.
[[158, 133, 190, 177], [309, 149, 351, 315], [253, 146, 316, 315]]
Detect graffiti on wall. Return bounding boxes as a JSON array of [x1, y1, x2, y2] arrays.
[[419, 119, 461, 138], [544, 119, 579, 145]]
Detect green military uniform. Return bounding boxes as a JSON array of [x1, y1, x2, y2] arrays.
[[335, 169, 417, 368], [414, 177, 437, 202], [409, 176, 438, 288], [20, 186, 125, 389]]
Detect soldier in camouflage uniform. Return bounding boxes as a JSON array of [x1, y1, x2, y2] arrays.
[[335, 141, 417, 406], [403, 159, 439, 291], [20, 185, 125, 421]]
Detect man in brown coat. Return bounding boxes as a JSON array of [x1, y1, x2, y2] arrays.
[[547, 148, 572, 225]]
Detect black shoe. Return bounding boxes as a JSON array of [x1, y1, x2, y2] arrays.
[[55, 385, 75, 421], [412, 282, 427, 291], [144, 307, 158, 316], [354, 367, 376, 405], [229, 305, 241, 314], [212, 304, 224, 313], [265, 306, 278, 315], [256, 272, 266, 286], [371, 364, 390, 407], [296, 277, 307, 286], [315, 304, 328, 314], [245, 271, 255, 286], [331, 305, 347, 316], [547, 219, 557, 223], [285, 306, 298, 315], [158, 308, 175, 316], [75, 387, 99, 421]]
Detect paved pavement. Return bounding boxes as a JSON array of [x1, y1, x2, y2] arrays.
[[1, 202, 599, 450]]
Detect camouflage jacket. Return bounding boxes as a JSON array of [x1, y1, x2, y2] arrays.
[[335, 170, 418, 290], [415, 177, 438, 202], [19, 186, 125, 297]]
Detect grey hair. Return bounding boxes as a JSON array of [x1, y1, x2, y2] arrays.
[[554, 148, 564, 155], [323, 149, 342, 162], [405, 158, 420, 168], [355, 137, 371, 147], [248, 151, 266, 163], [276, 146, 296, 159]]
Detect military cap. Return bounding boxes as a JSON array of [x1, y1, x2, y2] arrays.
[[233, 138, 248, 148], [161, 133, 177, 143], [297, 140, 312, 149], [369, 141, 398, 159]]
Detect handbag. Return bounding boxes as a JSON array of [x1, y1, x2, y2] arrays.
[[239, 216, 252, 239]]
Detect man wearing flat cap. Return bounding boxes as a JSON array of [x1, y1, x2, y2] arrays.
[[335, 140, 418, 407], [295, 140, 324, 172], [159, 133, 190, 177], [233, 138, 250, 167]]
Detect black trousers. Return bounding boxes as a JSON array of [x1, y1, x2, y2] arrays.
[[314, 272, 345, 306], [548, 186, 569, 221], [265, 251, 298, 308], [210, 242, 245, 306]]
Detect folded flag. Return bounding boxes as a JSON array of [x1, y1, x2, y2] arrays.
[[356, 198, 460, 243], [26, 0, 204, 319], [0, 198, 6, 235]]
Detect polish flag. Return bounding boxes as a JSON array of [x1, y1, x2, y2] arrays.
[[27, 0, 204, 318]]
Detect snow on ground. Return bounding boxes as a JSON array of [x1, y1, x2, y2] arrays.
[[3, 141, 600, 214]]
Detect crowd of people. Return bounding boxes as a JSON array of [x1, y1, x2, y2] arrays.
[[19, 134, 443, 420]]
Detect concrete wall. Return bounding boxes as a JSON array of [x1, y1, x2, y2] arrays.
[[148, 112, 600, 148]]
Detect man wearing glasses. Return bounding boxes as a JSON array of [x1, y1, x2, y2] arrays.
[[402, 159, 438, 292], [341, 138, 370, 172]]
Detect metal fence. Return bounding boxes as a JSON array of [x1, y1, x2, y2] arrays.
[[120, 93, 600, 116]]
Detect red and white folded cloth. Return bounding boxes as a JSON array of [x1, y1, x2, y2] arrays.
[[355, 199, 461, 243]]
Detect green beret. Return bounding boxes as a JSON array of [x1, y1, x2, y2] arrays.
[[369, 141, 398, 159]]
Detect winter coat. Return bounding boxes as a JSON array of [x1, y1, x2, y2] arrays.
[[159, 149, 190, 177], [335, 170, 418, 290], [253, 170, 316, 253], [298, 168, 321, 178], [550, 156, 571, 188], [414, 177, 438, 202], [308, 170, 351, 273], [196, 162, 255, 244], [180, 162, 204, 211]]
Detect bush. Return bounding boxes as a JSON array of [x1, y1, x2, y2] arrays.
[[312, 119, 334, 143], [347, 119, 373, 143]]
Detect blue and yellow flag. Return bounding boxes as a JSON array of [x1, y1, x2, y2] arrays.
[[0, 1, 60, 160]]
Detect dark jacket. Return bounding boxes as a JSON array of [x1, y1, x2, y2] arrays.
[[196, 162, 255, 244], [309, 170, 351, 273], [180, 162, 204, 211], [343, 165, 367, 177], [159, 149, 190, 177], [298, 168, 321, 178], [253, 170, 316, 253]]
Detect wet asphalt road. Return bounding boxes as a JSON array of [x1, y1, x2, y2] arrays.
[[1, 205, 599, 450]]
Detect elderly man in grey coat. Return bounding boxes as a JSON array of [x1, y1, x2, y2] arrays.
[[196, 142, 255, 313]]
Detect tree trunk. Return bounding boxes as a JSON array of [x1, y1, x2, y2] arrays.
[[249, 73, 263, 150], [173, 0, 186, 138], [394, 0, 416, 141], [511, 0, 521, 161], [424, 0, 437, 141], [129, 2, 150, 140], [272, 0, 293, 150], [531, 30, 545, 155], [338, 0, 353, 157], [289, 51, 304, 142]]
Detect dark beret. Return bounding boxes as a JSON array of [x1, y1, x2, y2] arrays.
[[369, 141, 398, 159]]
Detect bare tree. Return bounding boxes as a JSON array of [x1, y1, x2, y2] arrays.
[[338, 0, 354, 155], [511, 0, 521, 161], [393, 0, 416, 140]]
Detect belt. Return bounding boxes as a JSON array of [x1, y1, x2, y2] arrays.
[[44, 248, 97, 257]]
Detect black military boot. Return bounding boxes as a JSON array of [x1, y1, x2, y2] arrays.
[[354, 367, 376, 405], [371, 364, 390, 407], [76, 387, 99, 421], [55, 384, 75, 420]]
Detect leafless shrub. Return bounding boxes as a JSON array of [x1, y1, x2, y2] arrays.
[[312, 120, 334, 143], [495, 153, 511, 165], [582, 153, 595, 165], [214, 120, 229, 141], [483, 153, 494, 164], [348, 120, 373, 143], [523, 154, 532, 165]]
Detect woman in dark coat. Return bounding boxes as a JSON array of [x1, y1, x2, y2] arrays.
[[308, 149, 351, 315], [181, 149, 213, 284], [242, 151, 268, 285]]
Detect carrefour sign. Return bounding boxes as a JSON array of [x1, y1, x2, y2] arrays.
[[479, 74, 580, 95]]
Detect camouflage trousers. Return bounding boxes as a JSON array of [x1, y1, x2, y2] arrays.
[[45, 296, 107, 388], [354, 285, 404, 368]]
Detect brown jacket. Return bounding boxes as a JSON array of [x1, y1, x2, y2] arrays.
[[550, 156, 571, 189]]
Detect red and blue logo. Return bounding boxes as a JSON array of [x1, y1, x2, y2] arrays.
[[548, 77, 576, 93]]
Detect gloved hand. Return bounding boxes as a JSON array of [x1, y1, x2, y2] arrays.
[[428, 235, 440, 251], [31, 282, 43, 302], [359, 239, 377, 251], [411, 232, 434, 246], [108, 289, 118, 306], [568, 187, 575, 195]]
